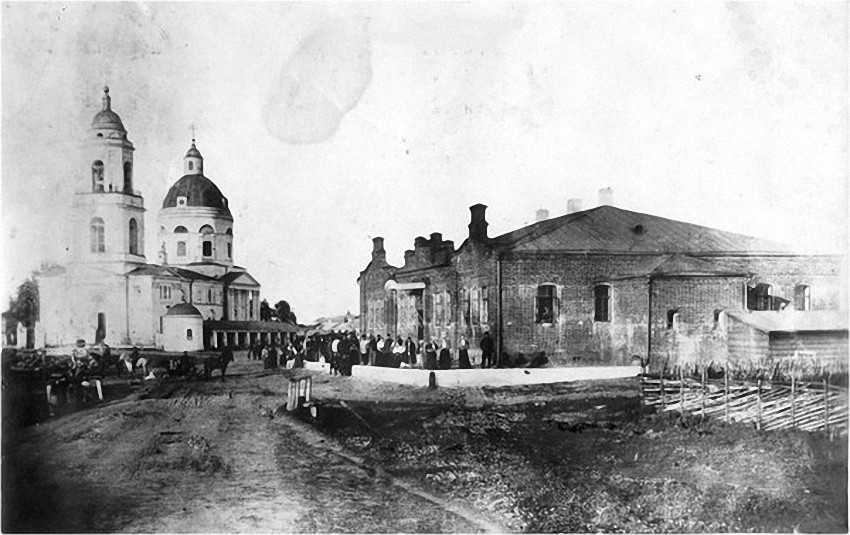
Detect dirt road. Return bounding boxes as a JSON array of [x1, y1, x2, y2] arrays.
[[2, 354, 494, 533]]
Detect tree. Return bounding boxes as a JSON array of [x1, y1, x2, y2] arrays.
[[274, 300, 297, 324], [6, 278, 39, 328], [260, 299, 274, 322]]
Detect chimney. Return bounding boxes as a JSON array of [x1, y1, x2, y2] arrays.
[[598, 187, 614, 206], [535, 209, 549, 222], [567, 198, 583, 214], [371, 237, 385, 260], [468, 204, 488, 242], [404, 249, 414, 265], [430, 232, 442, 243]]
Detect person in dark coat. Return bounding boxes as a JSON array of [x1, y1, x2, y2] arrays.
[[458, 335, 471, 369], [268, 344, 279, 369], [424, 339, 438, 370], [480, 331, 494, 368], [438, 339, 452, 370], [404, 337, 417, 366]]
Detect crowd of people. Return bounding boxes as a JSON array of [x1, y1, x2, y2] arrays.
[[257, 330, 497, 376]]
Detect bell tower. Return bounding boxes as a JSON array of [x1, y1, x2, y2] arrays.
[[71, 86, 147, 273]]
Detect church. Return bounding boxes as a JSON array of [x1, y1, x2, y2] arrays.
[[37, 88, 262, 351]]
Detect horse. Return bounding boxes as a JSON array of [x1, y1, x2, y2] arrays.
[[204, 348, 234, 381]]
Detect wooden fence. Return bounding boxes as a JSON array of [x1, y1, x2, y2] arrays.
[[640, 369, 849, 435]]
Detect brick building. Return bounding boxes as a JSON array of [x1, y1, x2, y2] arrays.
[[358, 198, 845, 368]]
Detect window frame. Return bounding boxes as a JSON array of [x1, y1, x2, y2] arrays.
[[90, 217, 105, 253], [594, 284, 612, 322], [535, 284, 558, 324]]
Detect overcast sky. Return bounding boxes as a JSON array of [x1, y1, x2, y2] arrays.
[[2, 1, 847, 322]]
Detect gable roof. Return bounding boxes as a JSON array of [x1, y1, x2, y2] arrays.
[[491, 205, 792, 255], [606, 253, 749, 280], [218, 270, 260, 287]]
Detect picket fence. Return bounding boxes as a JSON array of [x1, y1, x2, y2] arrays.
[[640, 370, 849, 435]]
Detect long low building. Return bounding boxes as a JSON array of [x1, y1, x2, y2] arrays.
[[359, 193, 847, 369]]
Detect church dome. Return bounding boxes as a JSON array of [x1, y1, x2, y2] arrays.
[[162, 174, 232, 217], [91, 86, 126, 132], [185, 143, 202, 159]]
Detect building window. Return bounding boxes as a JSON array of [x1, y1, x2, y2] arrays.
[[471, 288, 480, 324], [535, 285, 558, 324], [90, 217, 105, 253], [747, 283, 773, 311], [200, 225, 215, 235], [123, 161, 132, 193], [202, 241, 212, 257], [480, 287, 489, 324], [160, 285, 172, 300], [462, 289, 470, 327], [208, 288, 213, 302], [446, 291, 454, 323], [186, 328, 193, 340], [128, 218, 139, 255], [667, 309, 680, 330], [92, 161, 104, 192], [174, 226, 188, 233], [188, 161, 194, 171], [177, 196, 187, 207], [227, 243, 232, 259], [713, 309, 725, 330], [159, 316, 164, 334], [594, 284, 611, 322], [177, 241, 186, 257], [794, 284, 811, 311]]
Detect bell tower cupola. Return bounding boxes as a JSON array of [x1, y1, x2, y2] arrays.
[[184, 138, 203, 175]]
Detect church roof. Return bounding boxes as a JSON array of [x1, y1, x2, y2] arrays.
[[165, 303, 203, 317], [218, 270, 261, 287], [185, 142, 202, 159], [491, 205, 793, 255], [126, 265, 216, 281], [162, 174, 232, 217]]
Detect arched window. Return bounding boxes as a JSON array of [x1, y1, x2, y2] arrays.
[[177, 241, 186, 257], [91, 161, 105, 192], [188, 161, 194, 171], [225, 228, 233, 235], [535, 285, 558, 323], [794, 284, 811, 311], [594, 284, 611, 322], [202, 240, 213, 257], [186, 328, 193, 340], [174, 226, 188, 233], [123, 161, 132, 193], [207, 288, 213, 302], [90, 217, 105, 253], [667, 309, 680, 330], [199, 225, 215, 235], [227, 243, 232, 259], [128, 218, 139, 255]]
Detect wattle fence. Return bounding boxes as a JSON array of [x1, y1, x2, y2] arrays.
[[640, 370, 849, 435]]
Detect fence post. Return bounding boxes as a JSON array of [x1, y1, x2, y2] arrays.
[[756, 379, 762, 431], [701, 366, 706, 420], [660, 363, 666, 411], [724, 372, 729, 425], [638, 365, 645, 419], [823, 378, 829, 434], [679, 366, 685, 416], [791, 376, 796, 429]]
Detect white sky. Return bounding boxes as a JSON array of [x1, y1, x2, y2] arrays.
[[2, 1, 847, 323]]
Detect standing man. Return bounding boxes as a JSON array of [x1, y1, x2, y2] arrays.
[[404, 336, 417, 367], [480, 331, 494, 368]]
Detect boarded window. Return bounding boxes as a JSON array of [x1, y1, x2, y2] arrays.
[[594, 285, 611, 322], [177, 241, 186, 257], [90, 217, 105, 253], [535, 285, 558, 324]]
